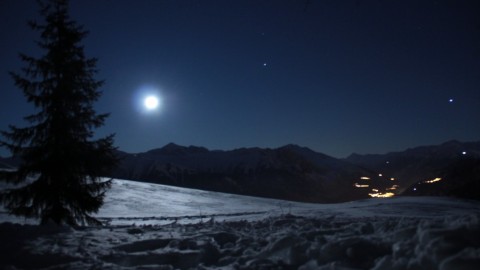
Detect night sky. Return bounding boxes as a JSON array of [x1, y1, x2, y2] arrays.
[[1, 0, 479, 158]]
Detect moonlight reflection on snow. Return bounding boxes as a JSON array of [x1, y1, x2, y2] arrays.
[[1, 179, 479, 269]]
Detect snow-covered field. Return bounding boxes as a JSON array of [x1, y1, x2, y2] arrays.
[[1, 179, 480, 269]]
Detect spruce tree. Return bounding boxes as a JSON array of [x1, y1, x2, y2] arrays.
[[0, 0, 117, 226]]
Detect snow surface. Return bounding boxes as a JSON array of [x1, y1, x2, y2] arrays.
[[1, 178, 480, 269]]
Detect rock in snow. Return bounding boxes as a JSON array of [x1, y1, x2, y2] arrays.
[[1, 178, 479, 269]]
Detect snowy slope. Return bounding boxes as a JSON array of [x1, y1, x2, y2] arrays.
[[97, 179, 308, 225], [1, 178, 480, 269], [97, 179, 480, 225]]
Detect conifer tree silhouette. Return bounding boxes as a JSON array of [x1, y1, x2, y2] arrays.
[[0, 0, 117, 226]]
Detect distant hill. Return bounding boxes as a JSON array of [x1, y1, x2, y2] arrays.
[[111, 143, 377, 203], [402, 157, 480, 200], [2, 140, 479, 202], [345, 140, 480, 200]]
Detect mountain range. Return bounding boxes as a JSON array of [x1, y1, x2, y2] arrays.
[[1, 140, 479, 202], [111, 143, 376, 203], [110, 140, 480, 202]]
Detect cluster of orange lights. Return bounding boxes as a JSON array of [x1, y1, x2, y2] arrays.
[[424, 177, 442, 184], [355, 176, 371, 188], [368, 192, 395, 198], [386, 185, 399, 191], [355, 175, 398, 198]]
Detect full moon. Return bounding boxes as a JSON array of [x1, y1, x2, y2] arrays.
[[144, 96, 159, 110]]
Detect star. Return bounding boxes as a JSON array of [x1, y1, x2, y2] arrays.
[[448, 98, 454, 103]]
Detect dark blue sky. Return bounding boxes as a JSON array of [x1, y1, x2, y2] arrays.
[[1, 0, 479, 158]]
